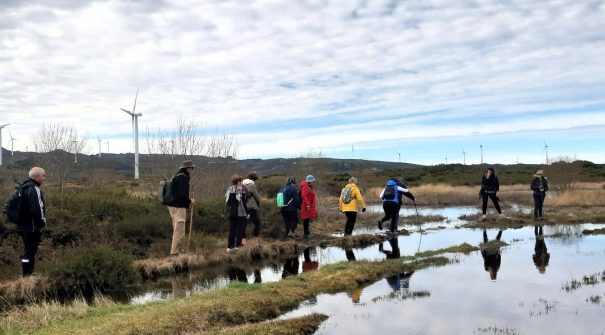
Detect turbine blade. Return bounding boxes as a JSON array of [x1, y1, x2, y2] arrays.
[[121, 108, 134, 115], [132, 89, 139, 113]]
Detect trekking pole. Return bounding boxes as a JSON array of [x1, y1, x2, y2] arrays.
[[187, 192, 195, 252], [414, 201, 423, 254]]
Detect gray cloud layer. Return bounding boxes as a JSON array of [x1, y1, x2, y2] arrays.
[[1, 0, 604, 159]]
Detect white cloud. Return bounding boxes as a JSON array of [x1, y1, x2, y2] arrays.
[[1, 0, 604, 163]]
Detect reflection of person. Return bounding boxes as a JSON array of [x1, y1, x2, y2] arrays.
[[480, 168, 502, 220], [339, 177, 367, 236], [167, 160, 195, 256], [253, 269, 262, 283], [533, 225, 550, 273], [345, 247, 356, 261], [302, 247, 319, 272], [386, 271, 414, 291], [378, 177, 415, 232], [481, 228, 503, 280], [530, 170, 549, 221], [16, 167, 47, 276], [282, 256, 300, 278], [300, 175, 318, 239], [379, 237, 401, 259], [348, 287, 363, 303], [228, 266, 248, 282], [242, 172, 262, 239]]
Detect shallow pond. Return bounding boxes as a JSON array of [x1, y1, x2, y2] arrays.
[[279, 224, 605, 334]]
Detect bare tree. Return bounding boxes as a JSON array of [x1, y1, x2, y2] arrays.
[[544, 155, 580, 192], [32, 123, 89, 209]]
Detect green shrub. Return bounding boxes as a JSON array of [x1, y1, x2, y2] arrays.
[[46, 245, 140, 295]]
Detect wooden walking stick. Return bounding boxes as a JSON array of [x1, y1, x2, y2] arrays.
[[187, 192, 194, 252]]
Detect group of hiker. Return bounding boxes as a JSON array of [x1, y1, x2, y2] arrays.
[[2, 160, 551, 277]]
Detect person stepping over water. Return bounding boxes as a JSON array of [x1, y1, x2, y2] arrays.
[[377, 177, 416, 232]]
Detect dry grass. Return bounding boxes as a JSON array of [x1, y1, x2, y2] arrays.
[[549, 188, 605, 207], [0, 295, 115, 333], [210, 314, 328, 335], [0, 275, 53, 307]]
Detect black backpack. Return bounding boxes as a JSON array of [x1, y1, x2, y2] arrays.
[[3, 183, 24, 223], [159, 173, 184, 206]]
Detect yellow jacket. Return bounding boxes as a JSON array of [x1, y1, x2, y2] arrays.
[[339, 183, 366, 212]]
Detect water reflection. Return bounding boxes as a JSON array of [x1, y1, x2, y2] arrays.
[[378, 237, 401, 259], [481, 228, 503, 280], [345, 247, 356, 261], [282, 257, 300, 278], [228, 266, 248, 282], [254, 269, 262, 283], [533, 225, 550, 273], [302, 248, 319, 273]]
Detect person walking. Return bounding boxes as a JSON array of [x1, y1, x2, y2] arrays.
[[339, 177, 366, 236], [300, 175, 318, 239], [530, 170, 549, 221], [225, 175, 248, 251], [14, 167, 47, 276], [377, 177, 416, 233], [167, 160, 195, 256], [242, 172, 262, 240], [279, 176, 301, 239], [480, 167, 502, 220]]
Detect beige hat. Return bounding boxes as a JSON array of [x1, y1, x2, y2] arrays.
[[180, 160, 196, 169], [535, 170, 543, 175]]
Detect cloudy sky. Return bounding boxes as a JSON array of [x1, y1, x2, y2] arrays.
[[1, 0, 604, 165]]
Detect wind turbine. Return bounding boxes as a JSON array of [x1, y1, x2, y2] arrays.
[[462, 149, 466, 165], [98, 138, 102, 158], [480, 144, 483, 164], [445, 155, 448, 165], [543, 140, 549, 165], [0, 123, 9, 166], [121, 89, 142, 180], [8, 129, 16, 158], [69, 139, 78, 164]]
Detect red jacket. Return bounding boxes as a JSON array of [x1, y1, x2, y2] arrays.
[[300, 181, 317, 219]]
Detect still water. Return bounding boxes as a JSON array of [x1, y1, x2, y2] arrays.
[[131, 206, 605, 335]]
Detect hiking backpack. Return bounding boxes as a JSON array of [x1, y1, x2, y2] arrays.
[[382, 179, 398, 202], [341, 187, 353, 204], [158, 173, 184, 206], [3, 183, 24, 223], [276, 186, 293, 208]]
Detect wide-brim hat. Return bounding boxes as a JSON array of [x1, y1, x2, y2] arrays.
[[180, 160, 196, 169]]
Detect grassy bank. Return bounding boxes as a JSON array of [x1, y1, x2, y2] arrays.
[[1, 256, 449, 335]]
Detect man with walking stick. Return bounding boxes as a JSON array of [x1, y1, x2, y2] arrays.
[[167, 160, 195, 256]]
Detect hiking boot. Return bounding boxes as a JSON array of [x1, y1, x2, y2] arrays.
[[481, 214, 487, 221], [377, 220, 383, 230]]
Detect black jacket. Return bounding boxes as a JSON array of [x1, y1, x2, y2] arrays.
[[280, 184, 301, 212], [170, 169, 191, 208], [481, 175, 500, 194], [530, 176, 549, 197], [16, 179, 47, 233]]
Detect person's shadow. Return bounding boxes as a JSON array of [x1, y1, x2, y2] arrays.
[[481, 228, 503, 280], [379, 237, 401, 259], [533, 225, 550, 274], [282, 256, 300, 278]]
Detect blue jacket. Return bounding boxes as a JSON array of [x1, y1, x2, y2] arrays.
[[280, 184, 301, 212]]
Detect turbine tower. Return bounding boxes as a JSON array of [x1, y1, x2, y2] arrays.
[[543, 140, 549, 165], [480, 144, 483, 164], [121, 89, 142, 180], [69, 139, 78, 164], [0, 123, 9, 166], [462, 149, 466, 165], [98, 138, 102, 158], [8, 130, 16, 157]]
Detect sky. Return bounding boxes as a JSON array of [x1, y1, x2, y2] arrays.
[[1, 0, 604, 165]]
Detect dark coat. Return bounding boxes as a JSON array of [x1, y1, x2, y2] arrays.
[[481, 175, 500, 194], [280, 184, 301, 212], [16, 179, 47, 233], [170, 169, 191, 208], [530, 176, 549, 197]]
